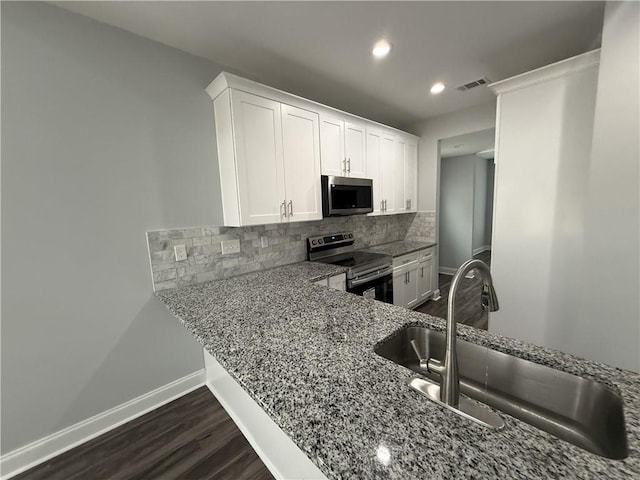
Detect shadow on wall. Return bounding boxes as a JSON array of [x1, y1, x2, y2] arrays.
[[55, 296, 204, 431]]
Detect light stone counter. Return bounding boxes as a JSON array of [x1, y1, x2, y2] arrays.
[[156, 261, 640, 479]]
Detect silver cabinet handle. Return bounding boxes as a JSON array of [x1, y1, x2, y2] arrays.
[[384, 199, 387, 211], [421, 267, 424, 278], [288, 200, 293, 217], [406, 199, 409, 210], [347, 158, 351, 173], [380, 200, 384, 211], [281, 200, 287, 218], [343, 158, 347, 174], [409, 199, 412, 209]]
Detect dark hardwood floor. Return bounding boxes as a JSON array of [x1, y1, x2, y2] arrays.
[[14, 387, 273, 480], [414, 250, 492, 330]]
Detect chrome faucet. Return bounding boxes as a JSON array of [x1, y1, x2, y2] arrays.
[[426, 258, 499, 407]]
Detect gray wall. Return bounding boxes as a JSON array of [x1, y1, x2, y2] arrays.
[[439, 155, 475, 271], [1, 2, 225, 453], [575, 1, 639, 371], [472, 157, 488, 253]]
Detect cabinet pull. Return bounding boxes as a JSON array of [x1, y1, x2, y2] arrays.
[[281, 200, 287, 218], [421, 267, 424, 278], [380, 200, 384, 211], [406, 199, 409, 210], [408, 199, 412, 209], [343, 158, 347, 174], [347, 158, 351, 173], [288, 200, 293, 217]]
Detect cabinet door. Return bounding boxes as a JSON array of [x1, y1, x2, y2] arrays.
[[366, 129, 383, 214], [405, 140, 418, 212], [395, 139, 407, 213], [380, 133, 396, 213], [405, 265, 420, 308], [418, 258, 433, 301], [319, 114, 345, 176], [344, 121, 366, 177], [281, 104, 322, 222], [392, 269, 407, 307], [231, 90, 286, 225]]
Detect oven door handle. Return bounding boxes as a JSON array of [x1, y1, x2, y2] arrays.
[[348, 266, 393, 287]]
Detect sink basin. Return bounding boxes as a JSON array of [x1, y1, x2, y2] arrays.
[[374, 325, 628, 459]]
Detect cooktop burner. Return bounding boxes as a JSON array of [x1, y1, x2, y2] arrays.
[[307, 231, 392, 277], [314, 250, 389, 268]]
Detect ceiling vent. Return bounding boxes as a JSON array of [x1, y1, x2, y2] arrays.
[[456, 77, 490, 92]]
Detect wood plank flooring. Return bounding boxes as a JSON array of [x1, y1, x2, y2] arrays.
[[414, 250, 492, 330], [14, 387, 273, 480]]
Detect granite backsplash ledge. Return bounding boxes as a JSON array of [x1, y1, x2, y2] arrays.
[[147, 212, 435, 291]]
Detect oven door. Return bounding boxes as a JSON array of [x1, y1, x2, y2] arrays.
[[347, 267, 393, 304]]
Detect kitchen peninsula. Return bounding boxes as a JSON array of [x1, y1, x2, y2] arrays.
[[155, 261, 640, 479]]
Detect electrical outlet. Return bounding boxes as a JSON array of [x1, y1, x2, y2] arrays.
[[174, 244, 187, 262], [221, 239, 241, 255], [261, 236, 268, 248]]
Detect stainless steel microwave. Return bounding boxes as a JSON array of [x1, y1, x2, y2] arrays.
[[321, 175, 373, 217]]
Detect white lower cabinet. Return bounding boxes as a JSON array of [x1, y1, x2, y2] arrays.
[[393, 248, 434, 309], [418, 257, 433, 301]]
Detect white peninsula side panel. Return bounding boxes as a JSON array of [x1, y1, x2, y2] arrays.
[[203, 350, 327, 480]]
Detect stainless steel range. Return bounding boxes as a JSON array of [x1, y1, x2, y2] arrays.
[[307, 232, 393, 303]]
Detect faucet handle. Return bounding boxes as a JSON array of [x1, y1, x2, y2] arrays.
[[481, 284, 500, 312], [410, 339, 429, 370]]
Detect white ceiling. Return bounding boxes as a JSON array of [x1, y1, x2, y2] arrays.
[[52, 1, 604, 129], [441, 128, 495, 158]]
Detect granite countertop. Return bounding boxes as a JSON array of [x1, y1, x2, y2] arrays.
[[363, 240, 437, 257], [155, 261, 640, 479]]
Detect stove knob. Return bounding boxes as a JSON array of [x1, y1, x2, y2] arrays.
[[311, 239, 317, 245], [348, 233, 353, 238], [318, 239, 324, 244]]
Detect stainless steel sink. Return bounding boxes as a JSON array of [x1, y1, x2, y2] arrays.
[[374, 325, 628, 459]]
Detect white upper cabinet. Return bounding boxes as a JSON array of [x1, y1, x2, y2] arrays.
[[404, 140, 418, 212], [394, 138, 407, 213], [206, 72, 418, 225], [343, 121, 366, 177], [380, 133, 397, 214], [319, 115, 345, 176], [281, 104, 322, 222], [366, 127, 399, 215], [228, 90, 286, 226], [213, 89, 321, 226], [320, 113, 366, 177]]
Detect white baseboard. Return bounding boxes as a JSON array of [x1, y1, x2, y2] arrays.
[[472, 245, 491, 256], [0, 369, 206, 480]]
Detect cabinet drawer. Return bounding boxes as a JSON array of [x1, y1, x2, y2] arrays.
[[419, 248, 434, 261], [393, 252, 419, 269]]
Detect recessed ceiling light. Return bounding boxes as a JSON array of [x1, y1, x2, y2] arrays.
[[372, 40, 391, 58], [430, 82, 446, 94]]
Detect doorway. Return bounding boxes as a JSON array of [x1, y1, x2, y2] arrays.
[[414, 128, 495, 329]]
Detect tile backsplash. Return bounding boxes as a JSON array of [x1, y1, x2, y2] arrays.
[[147, 212, 436, 291], [405, 211, 436, 243]]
